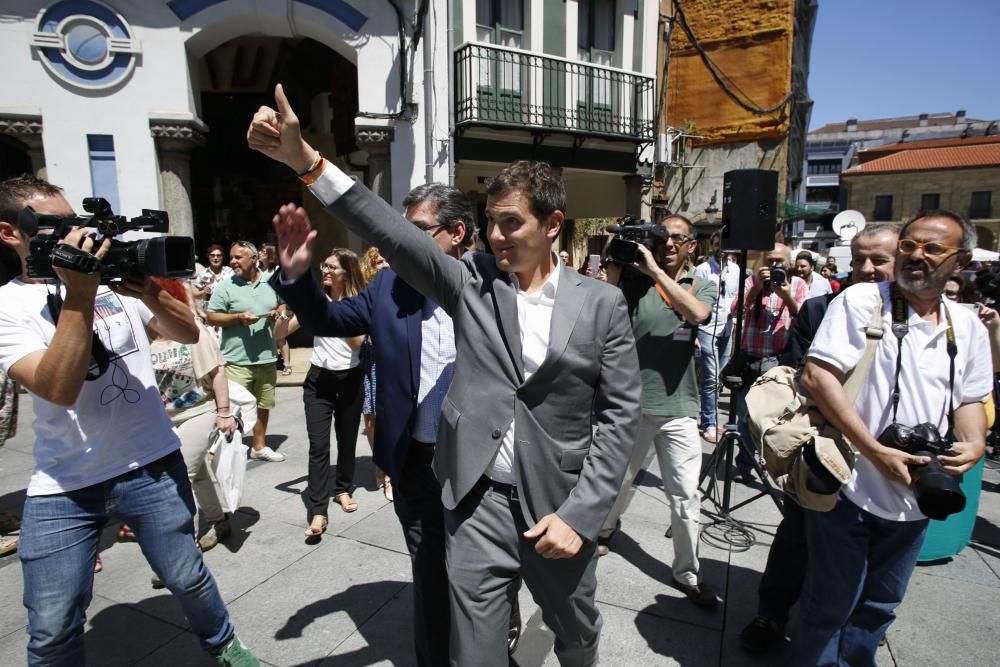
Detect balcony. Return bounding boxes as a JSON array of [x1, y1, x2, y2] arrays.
[[805, 174, 839, 187], [455, 42, 654, 142]]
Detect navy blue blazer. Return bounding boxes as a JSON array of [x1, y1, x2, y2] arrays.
[[269, 268, 430, 482]]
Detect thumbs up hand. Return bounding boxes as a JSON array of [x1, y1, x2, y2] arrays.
[[247, 83, 319, 173]]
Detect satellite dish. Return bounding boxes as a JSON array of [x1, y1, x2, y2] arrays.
[[832, 210, 866, 241]]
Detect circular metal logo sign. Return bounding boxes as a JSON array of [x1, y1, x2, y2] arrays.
[[31, 0, 141, 90]]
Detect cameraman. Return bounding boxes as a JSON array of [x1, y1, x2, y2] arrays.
[[793, 210, 991, 665], [0, 176, 258, 665], [603, 215, 720, 608]]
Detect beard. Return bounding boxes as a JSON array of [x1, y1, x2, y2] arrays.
[[896, 258, 947, 293]]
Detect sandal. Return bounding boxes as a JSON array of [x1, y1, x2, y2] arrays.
[[117, 524, 137, 542], [334, 493, 358, 513], [281, 366, 294, 376], [304, 515, 328, 538]]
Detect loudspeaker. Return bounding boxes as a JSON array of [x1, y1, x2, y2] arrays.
[[721, 169, 778, 251]]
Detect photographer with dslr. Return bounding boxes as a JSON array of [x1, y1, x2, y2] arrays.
[[602, 214, 720, 607], [733, 244, 807, 480], [792, 211, 991, 665], [0, 176, 258, 665]]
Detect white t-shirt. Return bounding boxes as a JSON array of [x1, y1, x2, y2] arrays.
[[805, 272, 833, 298], [693, 257, 740, 335], [807, 281, 992, 521], [0, 280, 180, 496], [310, 335, 360, 371]]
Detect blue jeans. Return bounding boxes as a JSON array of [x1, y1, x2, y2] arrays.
[[697, 322, 733, 430], [19, 450, 234, 666], [792, 496, 928, 666]]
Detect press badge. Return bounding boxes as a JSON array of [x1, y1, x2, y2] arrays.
[[673, 327, 692, 342]]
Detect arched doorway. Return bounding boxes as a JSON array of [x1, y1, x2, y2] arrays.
[[188, 36, 360, 262], [976, 225, 996, 252], [0, 137, 33, 180]]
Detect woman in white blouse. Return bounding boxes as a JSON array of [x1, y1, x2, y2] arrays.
[[303, 248, 366, 538]]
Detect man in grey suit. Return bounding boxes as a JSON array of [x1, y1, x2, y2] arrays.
[[248, 84, 641, 666]]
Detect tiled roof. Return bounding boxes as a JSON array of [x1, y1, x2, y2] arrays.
[[860, 134, 1000, 155], [812, 113, 984, 134], [844, 143, 1000, 174]]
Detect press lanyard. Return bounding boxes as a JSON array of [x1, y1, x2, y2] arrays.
[[889, 282, 958, 439], [655, 276, 695, 310]]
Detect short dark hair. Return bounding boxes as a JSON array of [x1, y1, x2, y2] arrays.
[[0, 174, 64, 228], [795, 251, 815, 267], [900, 209, 977, 251], [850, 222, 900, 254], [402, 183, 475, 243], [485, 160, 566, 221], [662, 214, 694, 238]]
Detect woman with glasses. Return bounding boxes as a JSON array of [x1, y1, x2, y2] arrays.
[[303, 248, 366, 537], [192, 244, 233, 329]]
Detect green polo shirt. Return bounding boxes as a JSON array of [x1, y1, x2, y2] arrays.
[[624, 271, 717, 418], [207, 273, 283, 366]]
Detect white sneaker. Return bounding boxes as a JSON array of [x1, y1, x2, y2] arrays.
[[249, 446, 286, 462]]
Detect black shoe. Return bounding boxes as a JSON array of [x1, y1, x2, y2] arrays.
[[596, 533, 612, 557], [733, 465, 754, 485], [671, 578, 719, 609], [739, 615, 785, 654], [507, 596, 522, 654]]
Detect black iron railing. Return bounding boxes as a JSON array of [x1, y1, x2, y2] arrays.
[[455, 43, 655, 141]]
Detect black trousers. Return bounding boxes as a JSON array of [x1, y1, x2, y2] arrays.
[[393, 441, 450, 667], [302, 364, 363, 518], [757, 497, 807, 626]]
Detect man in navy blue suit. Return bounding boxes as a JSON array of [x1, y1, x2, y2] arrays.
[[270, 183, 495, 665]]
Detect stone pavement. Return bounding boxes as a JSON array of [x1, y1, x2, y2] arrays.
[[0, 384, 998, 666]]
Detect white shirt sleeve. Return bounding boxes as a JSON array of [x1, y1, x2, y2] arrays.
[[957, 308, 993, 404], [0, 296, 47, 373], [307, 162, 357, 206]]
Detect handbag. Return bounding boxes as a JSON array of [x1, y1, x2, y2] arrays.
[[210, 412, 249, 513], [745, 292, 884, 511]]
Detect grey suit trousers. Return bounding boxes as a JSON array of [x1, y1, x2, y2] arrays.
[[446, 482, 601, 667]]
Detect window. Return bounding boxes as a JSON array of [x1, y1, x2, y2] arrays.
[[807, 159, 841, 175], [87, 134, 120, 214], [920, 193, 940, 211], [970, 191, 992, 219], [873, 195, 893, 221], [476, 0, 523, 45], [578, 0, 616, 57], [576, 0, 617, 132]]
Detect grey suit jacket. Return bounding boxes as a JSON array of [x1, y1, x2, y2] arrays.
[[322, 182, 641, 541]]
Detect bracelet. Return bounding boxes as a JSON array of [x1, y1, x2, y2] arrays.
[[296, 151, 323, 177], [299, 155, 327, 186]]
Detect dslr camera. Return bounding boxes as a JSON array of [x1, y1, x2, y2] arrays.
[[23, 198, 194, 283], [877, 422, 965, 520], [605, 216, 666, 265], [765, 262, 789, 288]]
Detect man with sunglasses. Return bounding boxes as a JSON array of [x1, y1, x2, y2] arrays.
[[601, 214, 720, 608], [0, 175, 259, 665], [792, 211, 991, 665], [206, 241, 286, 462]]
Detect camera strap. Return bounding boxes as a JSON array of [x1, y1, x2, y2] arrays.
[[654, 276, 694, 310], [45, 291, 111, 381], [889, 282, 958, 438]]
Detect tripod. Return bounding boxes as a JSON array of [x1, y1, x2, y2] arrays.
[[697, 249, 784, 520]]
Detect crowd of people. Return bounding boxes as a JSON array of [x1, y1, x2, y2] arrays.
[[0, 82, 994, 666]]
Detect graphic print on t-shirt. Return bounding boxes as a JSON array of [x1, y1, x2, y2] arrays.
[[92, 291, 141, 405]]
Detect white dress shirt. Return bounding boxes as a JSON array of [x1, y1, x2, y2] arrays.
[[487, 262, 561, 484], [412, 305, 457, 443]]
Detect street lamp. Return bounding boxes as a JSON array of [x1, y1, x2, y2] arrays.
[[704, 189, 719, 224]]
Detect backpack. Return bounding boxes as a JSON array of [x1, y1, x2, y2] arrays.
[[745, 293, 884, 511]]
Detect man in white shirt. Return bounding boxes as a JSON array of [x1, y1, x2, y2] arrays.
[[248, 85, 641, 666], [795, 250, 832, 299], [795, 210, 991, 665], [692, 232, 741, 442], [0, 175, 257, 665]]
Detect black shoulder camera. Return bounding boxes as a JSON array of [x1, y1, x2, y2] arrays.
[[877, 422, 965, 520], [605, 216, 666, 265], [23, 198, 194, 283]]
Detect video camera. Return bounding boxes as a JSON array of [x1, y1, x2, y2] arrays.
[[22, 197, 194, 283], [605, 216, 666, 265]]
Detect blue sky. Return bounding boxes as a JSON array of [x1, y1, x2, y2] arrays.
[[807, 0, 1000, 129]]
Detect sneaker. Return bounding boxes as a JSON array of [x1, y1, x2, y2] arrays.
[[199, 519, 232, 552], [671, 578, 719, 609], [702, 428, 720, 444], [739, 615, 785, 654], [215, 635, 260, 666], [249, 446, 285, 462]]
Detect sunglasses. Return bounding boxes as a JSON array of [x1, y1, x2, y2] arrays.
[[897, 239, 964, 257]]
